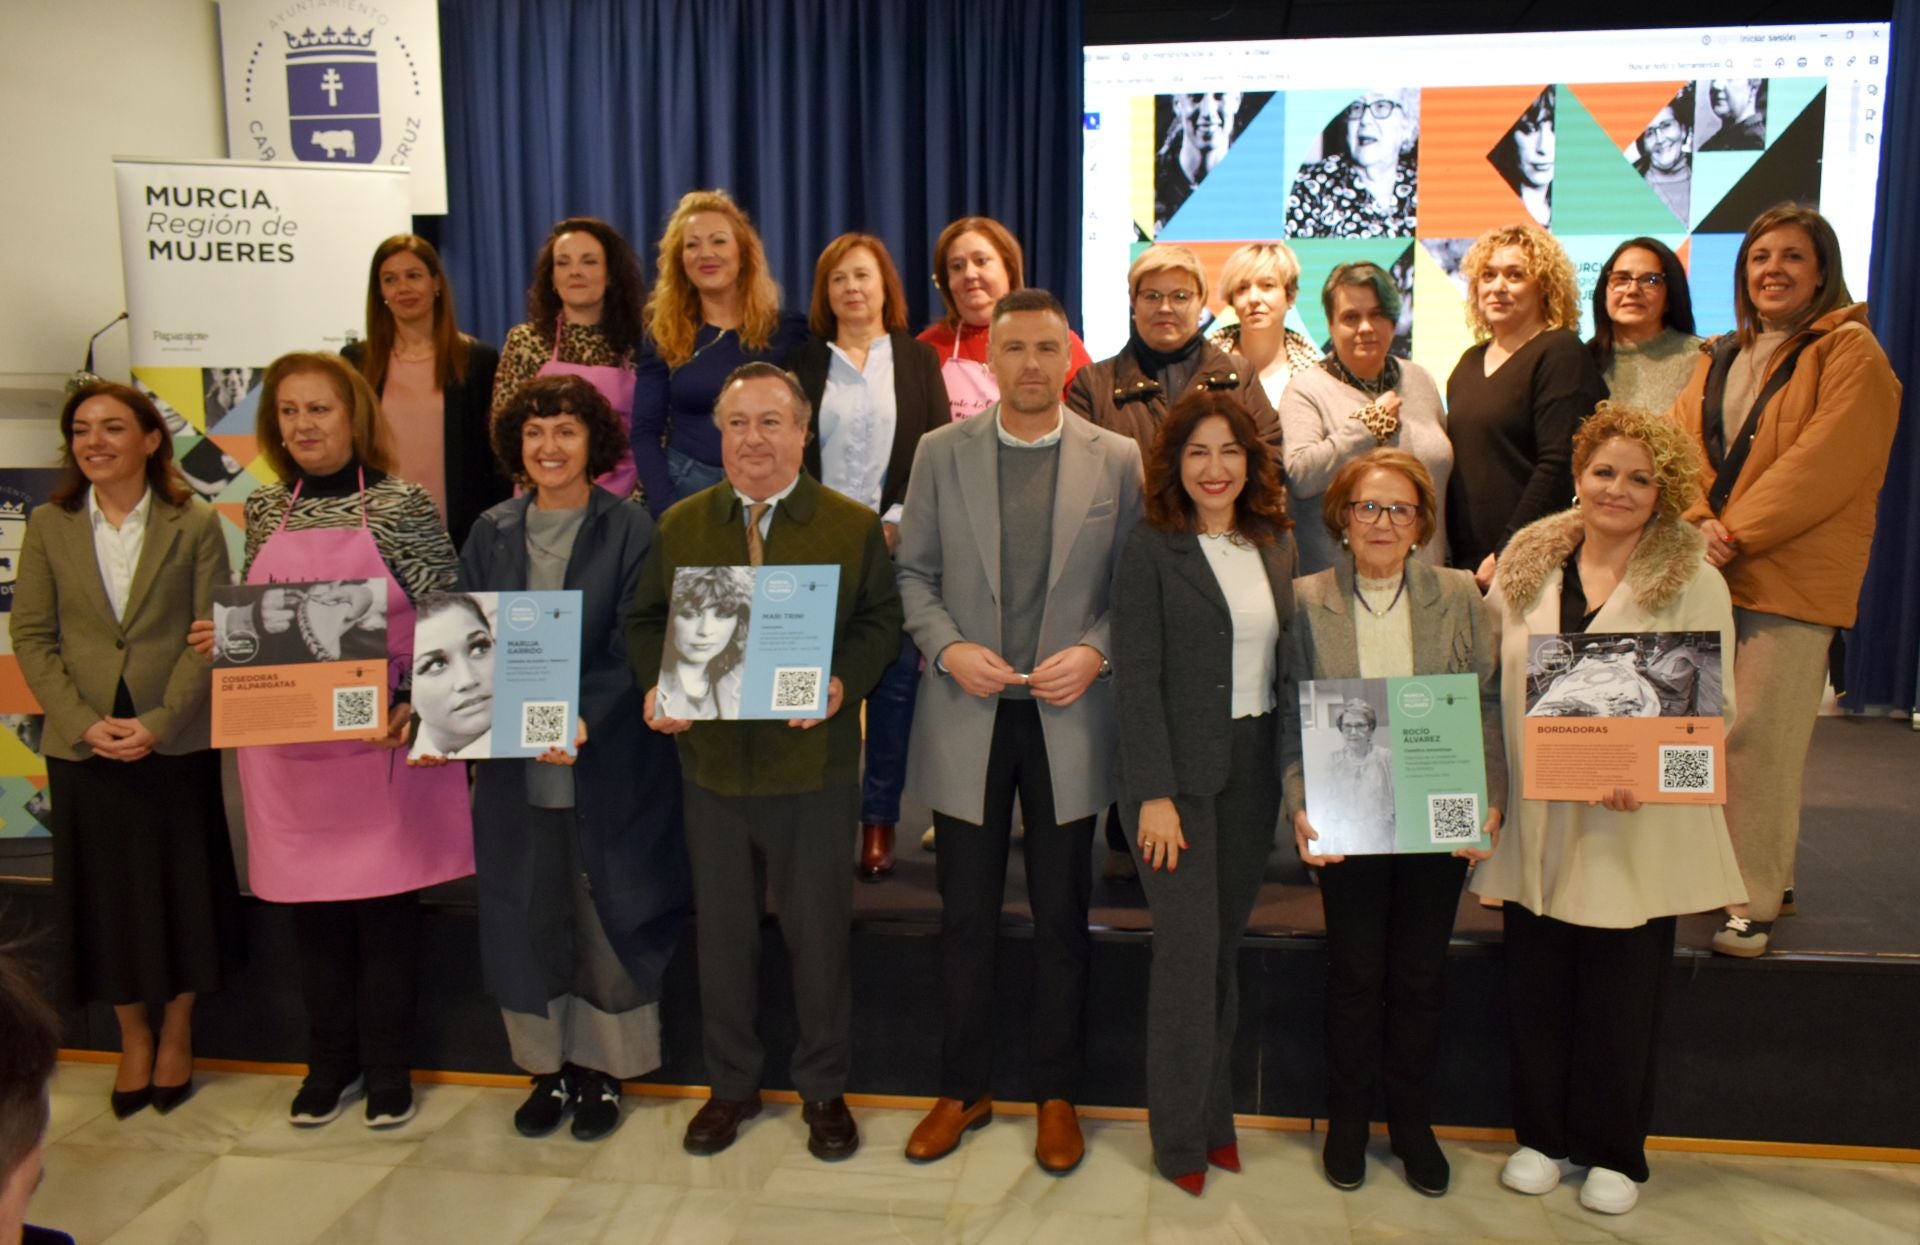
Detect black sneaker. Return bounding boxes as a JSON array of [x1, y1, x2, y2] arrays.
[[364, 1068, 416, 1128], [571, 1068, 623, 1142], [289, 1073, 364, 1127], [514, 1068, 574, 1137]]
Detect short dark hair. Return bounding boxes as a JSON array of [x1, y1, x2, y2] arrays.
[[52, 381, 193, 511], [1321, 261, 1402, 323], [1142, 391, 1291, 545], [0, 951, 58, 1187], [1589, 237, 1696, 373], [989, 288, 1068, 331], [714, 362, 813, 431], [490, 374, 628, 486]]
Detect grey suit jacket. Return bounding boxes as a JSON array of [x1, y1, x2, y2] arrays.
[[895, 407, 1144, 824], [11, 496, 230, 759], [1280, 558, 1507, 821], [1113, 522, 1297, 806]]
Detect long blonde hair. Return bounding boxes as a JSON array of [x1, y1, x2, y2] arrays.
[[644, 189, 782, 368]]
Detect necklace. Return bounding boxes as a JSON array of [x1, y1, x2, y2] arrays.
[[686, 326, 735, 366], [1353, 569, 1408, 618]]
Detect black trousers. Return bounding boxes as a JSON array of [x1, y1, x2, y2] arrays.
[[1126, 713, 1279, 1179], [682, 781, 857, 1102], [933, 698, 1095, 1103], [289, 892, 420, 1081], [1318, 853, 1468, 1127], [1502, 904, 1676, 1182]]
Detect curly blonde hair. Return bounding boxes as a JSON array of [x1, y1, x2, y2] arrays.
[[644, 189, 783, 368], [1459, 223, 1581, 340], [1572, 401, 1704, 524]]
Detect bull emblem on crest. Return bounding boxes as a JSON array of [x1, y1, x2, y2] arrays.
[[286, 26, 381, 165]]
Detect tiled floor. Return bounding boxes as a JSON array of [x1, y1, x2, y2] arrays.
[[30, 1063, 1920, 1244]]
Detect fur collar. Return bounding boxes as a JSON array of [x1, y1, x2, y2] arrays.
[[1494, 509, 1706, 618]]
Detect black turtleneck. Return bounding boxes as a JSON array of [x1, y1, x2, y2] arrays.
[[1129, 328, 1206, 399], [295, 456, 388, 499]]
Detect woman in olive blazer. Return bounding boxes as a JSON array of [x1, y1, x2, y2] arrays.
[[10, 381, 242, 1119]]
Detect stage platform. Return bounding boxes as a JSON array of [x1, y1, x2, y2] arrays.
[[4, 717, 1915, 1152]]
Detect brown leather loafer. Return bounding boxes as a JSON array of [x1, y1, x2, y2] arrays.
[[905, 1095, 993, 1162], [802, 1096, 860, 1161], [1035, 1098, 1085, 1174], [683, 1095, 761, 1155], [858, 823, 896, 880]]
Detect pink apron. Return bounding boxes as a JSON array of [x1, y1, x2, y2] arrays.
[[236, 473, 475, 902], [539, 317, 639, 497], [939, 327, 999, 421]]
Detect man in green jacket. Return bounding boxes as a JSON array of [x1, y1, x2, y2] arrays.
[[628, 361, 902, 1162]]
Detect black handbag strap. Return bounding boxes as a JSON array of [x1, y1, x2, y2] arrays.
[[1699, 332, 1819, 516]]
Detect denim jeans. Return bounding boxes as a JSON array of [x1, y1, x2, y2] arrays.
[[861, 632, 922, 824], [665, 444, 726, 504]]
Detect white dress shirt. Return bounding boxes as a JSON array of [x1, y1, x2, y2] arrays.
[[1198, 532, 1280, 717], [818, 336, 900, 523], [995, 405, 1065, 448], [88, 486, 153, 622]]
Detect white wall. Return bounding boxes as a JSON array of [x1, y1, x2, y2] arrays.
[[0, 0, 227, 388]]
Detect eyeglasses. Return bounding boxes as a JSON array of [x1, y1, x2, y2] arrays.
[[1642, 119, 1686, 140], [1347, 500, 1421, 527], [1346, 98, 1402, 121], [1605, 272, 1668, 291], [1135, 289, 1197, 307]]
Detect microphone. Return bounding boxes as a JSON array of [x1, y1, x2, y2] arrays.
[[83, 311, 130, 375]]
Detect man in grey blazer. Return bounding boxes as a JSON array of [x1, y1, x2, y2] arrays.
[[894, 289, 1144, 1174]]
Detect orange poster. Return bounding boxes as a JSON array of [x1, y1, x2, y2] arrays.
[[1520, 631, 1726, 805], [209, 580, 390, 748]]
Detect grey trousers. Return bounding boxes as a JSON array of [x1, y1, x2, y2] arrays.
[[1123, 713, 1280, 1180], [683, 780, 858, 1102]]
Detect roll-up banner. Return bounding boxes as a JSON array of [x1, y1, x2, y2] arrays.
[[113, 157, 410, 559], [218, 0, 447, 215]]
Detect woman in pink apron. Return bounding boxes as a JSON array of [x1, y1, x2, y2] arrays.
[[492, 217, 648, 499], [192, 352, 472, 1129], [915, 215, 1094, 424]]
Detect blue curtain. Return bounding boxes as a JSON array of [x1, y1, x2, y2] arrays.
[[1843, 0, 1920, 710], [433, 0, 1084, 351]]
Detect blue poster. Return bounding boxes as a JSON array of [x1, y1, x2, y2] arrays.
[[409, 590, 583, 760], [659, 565, 841, 720]]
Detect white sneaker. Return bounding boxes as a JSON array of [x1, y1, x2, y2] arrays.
[[1501, 1147, 1577, 1195], [1580, 1166, 1640, 1214]]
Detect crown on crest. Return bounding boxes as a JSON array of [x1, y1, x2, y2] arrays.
[[284, 26, 375, 51]]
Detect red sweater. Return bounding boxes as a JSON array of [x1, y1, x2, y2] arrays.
[[916, 320, 1092, 391]]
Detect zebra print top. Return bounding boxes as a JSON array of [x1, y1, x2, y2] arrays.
[[242, 467, 458, 604]]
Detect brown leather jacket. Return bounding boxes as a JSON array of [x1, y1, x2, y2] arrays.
[[1066, 340, 1283, 459]]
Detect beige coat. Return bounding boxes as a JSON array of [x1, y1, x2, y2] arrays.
[[11, 495, 229, 759], [1470, 511, 1748, 927]]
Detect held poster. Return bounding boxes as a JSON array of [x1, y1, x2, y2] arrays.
[[1300, 674, 1489, 855], [658, 565, 840, 721], [1521, 631, 1727, 804], [218, 0, 448, 214], [209, 580, 390, 747], [408, 591, 583, 761]]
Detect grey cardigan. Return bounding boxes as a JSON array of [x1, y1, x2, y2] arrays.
[[1113, 521, 1297, 805], [1280, 557, 1506, 821]]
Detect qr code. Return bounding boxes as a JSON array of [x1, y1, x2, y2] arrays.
[[1427, 793, 1481, 844], [1659, 744, 1715, 793], [333, 686, 378, 731], [521, 700, 569, 750], [771, 667, 823, 713]]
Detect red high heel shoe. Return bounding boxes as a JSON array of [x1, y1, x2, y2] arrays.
[[1171, 1171, 1206, 1197], [1207, 1142, 1241, 1173]]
